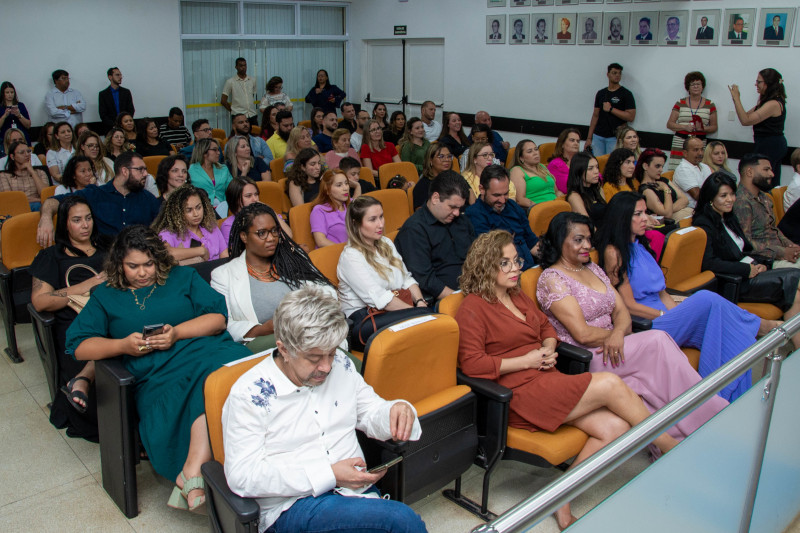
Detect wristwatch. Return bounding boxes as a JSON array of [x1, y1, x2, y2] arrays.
[[413, 298, 425, 306]]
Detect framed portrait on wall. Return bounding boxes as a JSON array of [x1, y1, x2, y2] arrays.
[[659, 10, 688, 46], [533, 0, 555, 6], [722, 9, 755, 46], [556, 0, 578, 6], [603, 12, 630, 45], [553, 13, 577, 44], [531, 13, 554, 44], [510, 0, 532, 6], [690, 9, 720, 46], [510, 14, 530, 44], [607, 0, 631, 4], [757, 9, 795, 47], [578, 13, 602, 44], [580, 0, 605, 4], [486, 15, 506, 44], [487, 0, 507, 7], [634, 0, 660, 3], [631, 12, 658, 45]]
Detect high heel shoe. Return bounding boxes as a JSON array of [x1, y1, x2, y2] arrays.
[[167, 471, 206, 514]]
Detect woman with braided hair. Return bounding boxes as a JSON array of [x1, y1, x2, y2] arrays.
[[152, 184, 228, 264], [211, 202, 336, 352]]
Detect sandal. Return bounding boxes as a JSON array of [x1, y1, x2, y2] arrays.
[[167, 471, 206, 514], [60, 376, 91, 414]]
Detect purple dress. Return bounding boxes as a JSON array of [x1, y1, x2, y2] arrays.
[[310, 203, 347, 245], [536, 263, 728, 447], [159, 226, 228, 261]]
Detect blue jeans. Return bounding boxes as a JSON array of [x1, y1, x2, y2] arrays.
[[590, 135, 617, 156], [266, 488, 427, 533]]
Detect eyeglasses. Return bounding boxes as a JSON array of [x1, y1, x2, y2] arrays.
[[436, 154, 454, 161], [478, 152, 495, 159], [207, 147, 220, 152], [250, 228, 280, 240], [689, 82, 703, 88], [198, 127, 212, 133], [499, 258, 524, 273], [84, 144, 100, 149], [128, 166, 148, 174]]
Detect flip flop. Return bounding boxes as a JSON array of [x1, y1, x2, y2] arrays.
[[167, 471, 206, 514], [60, 376, 91, 414]]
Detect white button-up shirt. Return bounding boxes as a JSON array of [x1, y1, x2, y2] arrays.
[[673, 158, 712, 209], [222, 350, 421, 532], [222, 75, 257, 118], [44, 87, 86, 127], [422, 120, 442, 142]]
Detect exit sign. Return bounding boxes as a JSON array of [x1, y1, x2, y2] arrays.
[[394, 25, 407, 35]]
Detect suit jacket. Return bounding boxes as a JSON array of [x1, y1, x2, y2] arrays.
[[763, 26, 784, 40], [693, 210, 755, 278], [728, 30, 747, 40], [98, 86, 135, 129], [635, 32, 653, 41], [695, 26, 714, 39]]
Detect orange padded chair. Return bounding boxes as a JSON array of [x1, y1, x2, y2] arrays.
[[378, 161, 419, 189], [451, 157, 460, 173], [596, 154, 610, 175], [276, 178, 292, 215], [661, 170, 675, 181], [211, 128, 226, 141], [255, 181, 284, 215], [269, 157, 285, 183], [538, 142, 556, 164], [528, 200, 571, 237], [359, 167, 376, 187], [143, 155, 166, 177], [659, 227, 716, 293], [298, 120, 311, 129], [250, 126, 261, 136], [364, 189, 410, 232], [37, 154, 47, 166], [0, 191, 32, 217], [40, 186, 57, 204], [771, 185, 787, 222], [505, 147, 516, 169], [288, 202, 315, 250], [309, 242, 345, 287], [406, 185, 415, 213]]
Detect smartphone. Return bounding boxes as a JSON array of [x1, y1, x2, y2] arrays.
[[367, 456, 403, 474], [142, 323, 165, 339], [189, 239, 203, 248]]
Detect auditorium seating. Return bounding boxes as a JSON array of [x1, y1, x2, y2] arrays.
[[772, 185, 787, 222], [379, 161, 418, 189], [659, 227, 716, 293], [528, 200, 570, 237], [287, 202, 315, 250], [364, 189, 410, 232]]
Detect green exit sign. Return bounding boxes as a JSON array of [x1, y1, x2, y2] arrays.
[[394, 25, 407, 35]]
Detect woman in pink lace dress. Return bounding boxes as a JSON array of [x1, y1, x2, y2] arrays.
[[535, 212, 728, 453]]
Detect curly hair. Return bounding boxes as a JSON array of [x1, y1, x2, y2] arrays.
[[286, 147, 321, 193], [151, 184, 217, 239], [603, 148, 636, 188], [312, 168, 348, 212], [684, 71, 706, 92], [459, 230, 518, 302], [345, 195, 405, 282], [105, 225, 176, 289]]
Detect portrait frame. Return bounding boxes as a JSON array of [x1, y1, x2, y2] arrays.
[[486, 15, 507, 44], [580, 0, 605, 5], [556, 0, 578, 6], [509, 14, 530, 45], [722, 9, 755, 46], [510, 0, 532, 6], [603, 12, 630, 45], [487, 0, 507, 7], [631, 11, 659, 46], [634, 0, 660, 3], [690, 9, 721, 46], [606, 0, 631, 4], [756, 9, 794, 47], [659, 10, 688, 46], [578, 13, 603, 45], [532, 0, 555, 6], [531, 13, 554, 45], [553, 13, 577, 45]]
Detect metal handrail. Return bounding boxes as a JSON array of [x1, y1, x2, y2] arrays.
[[473, 314, 799, 533]]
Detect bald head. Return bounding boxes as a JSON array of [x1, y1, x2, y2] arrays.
[[475, 111, 491, 128], [683, 137, 704, 165]]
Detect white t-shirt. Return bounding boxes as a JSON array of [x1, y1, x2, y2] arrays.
[[784, 172, 800, 210]]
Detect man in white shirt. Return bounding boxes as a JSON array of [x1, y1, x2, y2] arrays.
[[44, 69, 86, 128], [783, 148, 800, 209], [673, 136, 712, 208], [350, 109, 370, 152], [420, 101, 441, 142], [221, 58, 258, 127], [222, 287, 425, 533]]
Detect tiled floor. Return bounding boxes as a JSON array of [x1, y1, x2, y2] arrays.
[[1, 322, 798, 533]]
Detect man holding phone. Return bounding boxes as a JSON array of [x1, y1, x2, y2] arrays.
[[222, 287, 426, 533]]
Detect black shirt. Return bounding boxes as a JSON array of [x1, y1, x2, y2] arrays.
[[593, 86, 636, 138]]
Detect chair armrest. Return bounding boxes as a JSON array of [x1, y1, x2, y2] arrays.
[[0, 263, 10, 278], [555, 342, 592, 375], [456, 370, 511, 403], [27, 304, 55, 326], [630, 315, 653, 332], [715, 273, 742, 303], [201, 460, 261, 531]]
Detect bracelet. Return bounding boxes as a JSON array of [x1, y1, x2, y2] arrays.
[[413, 298, 425, 306]]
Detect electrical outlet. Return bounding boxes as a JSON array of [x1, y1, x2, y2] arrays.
[[728, 111, 736, 121]]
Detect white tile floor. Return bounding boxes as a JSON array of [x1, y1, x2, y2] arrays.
[[2, 321, 799, 533]]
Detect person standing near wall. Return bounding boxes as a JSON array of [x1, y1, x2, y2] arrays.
[[585, 63, 636, 157], [45, 69, 85, 129], [98, 67, 135, 133], [221, 58, 258, 127]]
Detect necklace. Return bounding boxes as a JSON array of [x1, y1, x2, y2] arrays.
[[560, 261, 586, 273], [247, 261, 279, 283], [131, 284, 157, 310]]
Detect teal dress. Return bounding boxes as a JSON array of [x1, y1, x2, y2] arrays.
[[66, 266, 250, 480], [188, 162, 233, 206]]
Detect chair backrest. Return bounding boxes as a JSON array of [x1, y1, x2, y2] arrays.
[[38, 154, 47, 166], [143, 155, 166, 177], [359, 167, 376, 187], [276, 178, 292, 214], [204, 353, 270, 462], [505, 147, 516, 169], [678, 217, 692, 228], [661, 170, 675, 181], [596, 154, 610, 175], [378, 161, 419, 189], [406, 184, 415, 213], [362, 314, 460, 408], [270, 157, 285, 184], [451, 156, 460, 173], [250, 126, 261, 136], [772, 185, 787, 222], [288, 202, 315, 250], [298, 120, 311, 129], [528, 200, 571, 237], [364, 189, 410, 232], [0, 191, 32, 217], [40, 185, 57, 204], [538, 142, 556, 164], [659, 227, 712, 291], [519, 266, 543, 304], [385, 229, 399, 241], [1, 212, 42, 269], [438, 292, 465, 318], [308, 241, 345, 287], [211, 128, 226, 141], [255, 181, 285, 215]]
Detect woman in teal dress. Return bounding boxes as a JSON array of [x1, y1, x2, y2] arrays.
[[66, 225, 250, 512], [188, 137, 233, 210], [509, 139, 559, 210]]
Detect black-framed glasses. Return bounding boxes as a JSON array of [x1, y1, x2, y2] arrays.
[[436, 154, 454, 161], [128, 166, 148, 174], [251, 228, 280, 240], [499, 258, 524, 273]]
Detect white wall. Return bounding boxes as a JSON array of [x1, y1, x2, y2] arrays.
[[0, 0, 183, 127], [348, 0, 800, 148]]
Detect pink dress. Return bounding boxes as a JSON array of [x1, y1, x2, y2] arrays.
[[536, 263, 728, 446]]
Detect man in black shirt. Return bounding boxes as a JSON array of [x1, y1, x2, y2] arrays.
[[585, 63, 636, 156], [340, 102, 357, 133]]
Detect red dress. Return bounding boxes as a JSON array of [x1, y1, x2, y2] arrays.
[[455, 291, 591, 432]]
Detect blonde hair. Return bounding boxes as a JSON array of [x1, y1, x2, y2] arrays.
[[363, 119, 386, 152], [77, 130, 114, 181], [459, 230, 519, 302], [702, 141, 733, 175], [345, 196, 405, 282], [615, 126, 641, 159], [464, 141, 490, 175], [285, 126, 307, 158]]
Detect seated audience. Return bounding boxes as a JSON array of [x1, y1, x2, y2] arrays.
[[37, 152, 161, 245], [189, 138, 232, 208], [398, 117, 430, 175], [155, 154, 190, 202], [46, 121, 76, 182], [672, 136, 712, 208], [283, 126, 314, 172], [595, 192, 776, 401], [360, 119, 400, 180], [456, 230, 678, 530], [462, 142, 516, 204], [136, 117, 173, 157], [350, 109, 369, 152], [286, 148, 323, 206], [309, 106, 325, 137], [266, 110, 293, 160], [222, 286, 425, 533], [74, 123, 90, 139], [0, 140, 47, 210], [614, 126, 642, 161], [779, 199, 800, 245], [412, 144, 453, 211], [212, 203, 331, 352], [67, 225, 251, 512], [601, 148, 638, 201], [55, 155, 96, 195], [536, 212, 728, 457], [311, 168, 354, 248], [466, 165, 538, 270], [220, 178, 259, 243], [76, 131, 114, 184], [420, 100, 441, 142], [460, 124, 503, 171], [312, 111, 338, 153], [1, 128, 38, 168], [436, 112, 470, 158], [372, 102, 389, 130], [693, 172, 800, 349], [339, 101, 357, 133], [338, 156, 375, 197], [115, 111, 137, 142], [103, 126, 133, 162], [635, 148, 692, 221], [33, 122, 55, 157], [0, 81, 31, 143], [566, 152, 606, 228], [472, 111, 510, 165], [232, 113, 272, 161], [259, 75, 292, 112], [225, 135, 270, 182], [180, 119, 216, 160], [396, 171, 474, 301], [383, 110, 406, 146], [259, 104, 278, 141], [159, 107, 192, 149], [509, 139, 559, 209], [547, 128, 582, 194], [153, 184, 228, 263], [338, 195, 433, 349], [702, 141, 738, 183], [30, 196, 109, 441], [783, 148, 800, 209], [324, 128, 359, 169]]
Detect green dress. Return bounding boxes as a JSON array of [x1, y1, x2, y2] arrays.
[[66, 266, 251, 480], [514, 164, 558, 204], [399, 139, 430, 175]]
